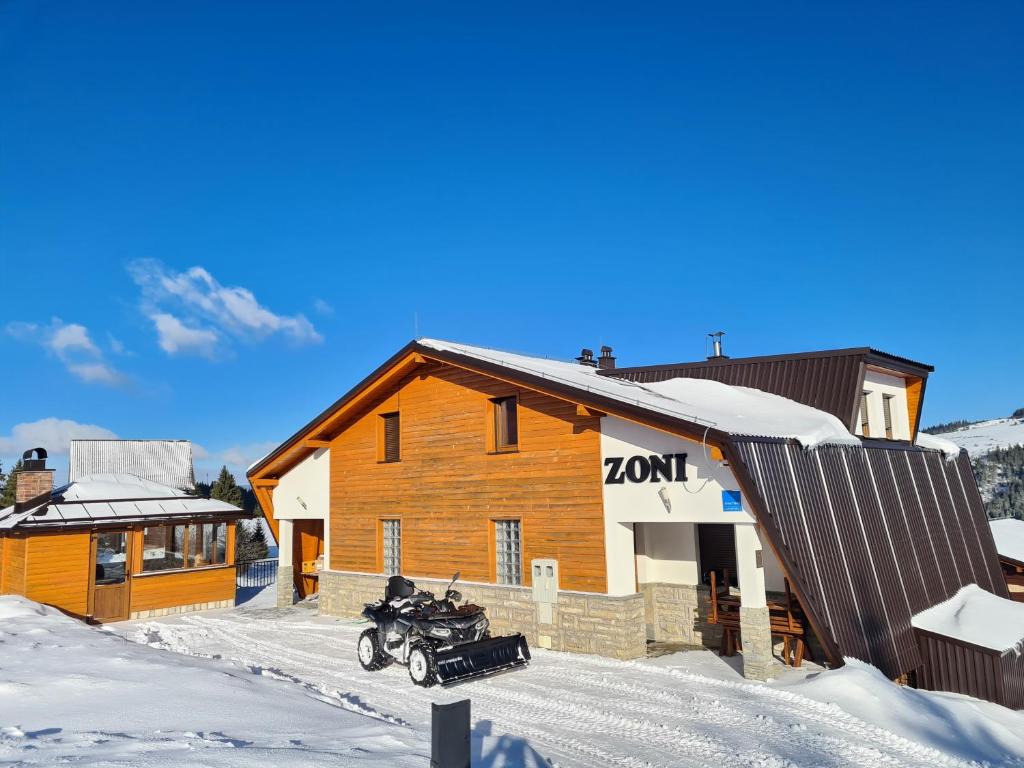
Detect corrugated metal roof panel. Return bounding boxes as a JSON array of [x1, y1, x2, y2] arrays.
[[730, 439, 1006, 680], [69, 440, 195, 490]]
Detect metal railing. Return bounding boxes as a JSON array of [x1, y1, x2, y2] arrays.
[[236, 558, 278, 588]]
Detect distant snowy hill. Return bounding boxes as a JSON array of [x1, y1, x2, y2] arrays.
[[932, 414, 1024, 517], [931, 417, 1024, 458]]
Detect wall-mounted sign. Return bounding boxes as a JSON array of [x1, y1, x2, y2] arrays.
[[722, 490, 743, 511], [604, 453, 688, 485]]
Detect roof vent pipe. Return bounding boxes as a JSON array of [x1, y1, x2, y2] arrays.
[[707, 331, 728, 360], [598, 346, 616, 370], [576, 348, 597, 367]]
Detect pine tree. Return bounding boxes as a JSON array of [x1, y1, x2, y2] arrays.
[[209, 466, 244, 508], [0, 459, 21, 509]]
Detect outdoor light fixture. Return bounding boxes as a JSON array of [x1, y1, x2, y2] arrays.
[[297, 496, 308, 510], [658, 487, 671, 513]]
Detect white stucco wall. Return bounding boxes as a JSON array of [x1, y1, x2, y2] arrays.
[[857, 369, 911, 440], [601, 417, 756, 595], [272, 448, 330, 522]]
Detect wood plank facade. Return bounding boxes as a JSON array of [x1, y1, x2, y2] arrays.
[[328, 363, 607, 592]]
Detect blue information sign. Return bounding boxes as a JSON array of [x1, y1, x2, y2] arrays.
[[722, 490, 743, 512]]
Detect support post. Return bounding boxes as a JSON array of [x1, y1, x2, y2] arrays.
[[735, 524, 773, 681], [276, 519, 296, 607], [431, 699, 470, 768]]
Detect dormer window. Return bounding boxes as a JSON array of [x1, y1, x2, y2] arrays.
[[882, 394, 895, 439]]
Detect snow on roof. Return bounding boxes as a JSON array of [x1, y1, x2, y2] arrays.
[[990, 518, 1024, 565], [70, 439, 195, 490], [0, 473, 242, 531], [914, 432, 963, 459], [419, 339, 862, 448], [911, 584, 1024, 654]]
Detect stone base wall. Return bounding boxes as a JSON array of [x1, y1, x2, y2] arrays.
[[319, 570, 647, 660], [641, 582, 721, 648], [130, 598, 234, 620], [739, 606, 773, 682], [277, 566, 296, 608]]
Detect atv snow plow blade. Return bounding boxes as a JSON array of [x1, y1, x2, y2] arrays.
[[434, 633, 530, 685]]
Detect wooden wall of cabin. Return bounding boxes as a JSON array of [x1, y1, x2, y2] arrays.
[[0, 535, 27, 595], [329, 363, 607, 593], [129, 565, 236, 613]]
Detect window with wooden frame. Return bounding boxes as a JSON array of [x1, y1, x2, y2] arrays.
[[491, 519, 522, 585], [860, 391, 871, 437], [378, 412, 401, 463], [490, 396, 519, 453], [379, 519, 402, 576], [882, 394, 894, 439], [140, 522, 227, 573]]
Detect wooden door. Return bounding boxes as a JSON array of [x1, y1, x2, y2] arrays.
[[90, 530, 131, 622], [292, 520, 324, 599]]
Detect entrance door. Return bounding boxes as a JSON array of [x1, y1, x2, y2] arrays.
[[91, 530, 131, 621], [293, 520, 324, 599], [697, 524, 737, 587]]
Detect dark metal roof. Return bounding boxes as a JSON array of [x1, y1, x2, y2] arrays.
[[727, 439, 1006, 679], [602, 347, 932, 432]]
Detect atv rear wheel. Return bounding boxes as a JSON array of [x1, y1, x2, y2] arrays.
[[357, 628, 393, 671], [407, 645, 439, 687]]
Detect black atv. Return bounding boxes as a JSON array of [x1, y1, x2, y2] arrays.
[[358, 572, 530, 687]]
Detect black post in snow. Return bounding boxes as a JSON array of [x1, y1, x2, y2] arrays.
[[431, 698, 471, 768]]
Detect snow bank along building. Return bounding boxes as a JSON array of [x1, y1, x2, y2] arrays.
[[249, 338, 1020, 703], [0, 440, 248, 622]]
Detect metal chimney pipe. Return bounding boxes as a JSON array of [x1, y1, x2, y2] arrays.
[[707, 331, 727, 360]]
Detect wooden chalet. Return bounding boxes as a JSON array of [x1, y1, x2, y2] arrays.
[[249, 337, 1021, 705], [0, 442, 248, 622]]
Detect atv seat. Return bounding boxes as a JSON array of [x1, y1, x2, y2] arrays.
[[386, 575, 415, 602]]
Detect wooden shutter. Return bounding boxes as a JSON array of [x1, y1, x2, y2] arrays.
[[382, 413, 400, 462], [493, 397, 518, 451], [882, 395, 894, 439], [860, 392, 871, 437]]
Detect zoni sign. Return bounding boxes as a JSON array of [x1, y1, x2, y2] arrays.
[[604, 454, 688, 485]]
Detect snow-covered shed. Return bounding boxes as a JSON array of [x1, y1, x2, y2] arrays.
[[249, 337, 1013, 702], [912, 584, 1024, 708], [0, 447, 248, 622], [991, 518, 1024, 602]]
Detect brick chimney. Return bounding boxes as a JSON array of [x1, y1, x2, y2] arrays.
[[14, 447, 54, 511], [598, 345, 616, 370]]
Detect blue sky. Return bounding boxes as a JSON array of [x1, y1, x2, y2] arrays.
[[2, 3, 1021, 484]]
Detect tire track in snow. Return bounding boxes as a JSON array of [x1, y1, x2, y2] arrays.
[[132, 613, 986, 768]]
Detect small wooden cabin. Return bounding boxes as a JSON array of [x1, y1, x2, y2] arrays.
[[0, 447, 247, 622]]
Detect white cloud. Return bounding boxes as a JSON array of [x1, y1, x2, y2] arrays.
[[0, 418, 118, 457], [4, 318, 126, 387], [66, 362, 125, 385], [49, 323, 99, 357], [313, 298, 334, 316], [129, 260, 323, 356], [151, 313, 219, 358], [107, 333, 130, 356]]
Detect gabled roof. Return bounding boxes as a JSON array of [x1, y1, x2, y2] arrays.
[[247, 338, 865, 481], [0, 473, 244, 531], [990, 518, 1024, 567], [70, 440, 195, 491]]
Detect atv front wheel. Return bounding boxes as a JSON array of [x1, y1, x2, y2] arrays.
[[407, 645, 439, 687], [357, 628, 393, 671]]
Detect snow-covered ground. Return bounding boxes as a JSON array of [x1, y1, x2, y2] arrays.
[[0, 596, 427, 767], [112, 601, 1024, 768], [933, 418, 1024, 458]]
